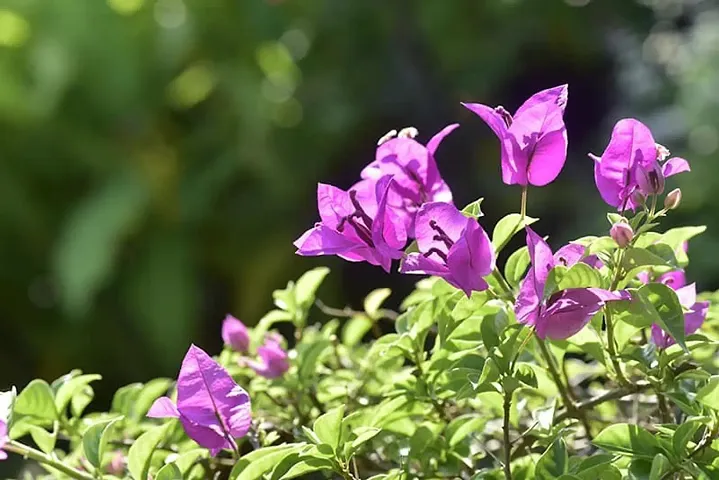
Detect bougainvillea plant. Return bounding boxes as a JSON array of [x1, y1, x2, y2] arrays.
[[2, 86, 719, 480]]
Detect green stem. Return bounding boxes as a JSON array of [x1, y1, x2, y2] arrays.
[[520, 186, 528, 220], [492, 268, 516, 303], [606, 247, 630, 386], [414, 349, 450, 422], [503, 391, 513, 480], [5, 441, 96, 480], [537, 339, 593, 439]]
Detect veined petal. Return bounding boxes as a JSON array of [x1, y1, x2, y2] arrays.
[[662, 157, 690, 177], [371, 177, 407, 266], [179, 415, 229, 457], [674, 283, 697, 310], [317, 183, 354, 228], [176, 345, 252, 444], [686, 301, 709, 335], [513, 85, 568, 123], [426, 123, 460, 157], [525, 227, 555, 298], [554, 243, 587, 267], [414, 202, 469, 255], [400, 253, 449, 276], [526, 128, 568, 186], [537, 288, 605, 340], [595, 119, 656, 207], [462, 102, 523, 185], [445, 220, 494, 296], [515, 272, 540, 326], [294, 225, 363, 257], [658, 270, 687, 289], [147, 397, 180, 419]]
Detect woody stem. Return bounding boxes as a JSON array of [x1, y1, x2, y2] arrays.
[[536, 339, 593, 439], [4, 441, 96, 480]]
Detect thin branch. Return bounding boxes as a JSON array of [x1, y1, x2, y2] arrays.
[[554, 381, 651, 423], [503, 392, 513, 480]]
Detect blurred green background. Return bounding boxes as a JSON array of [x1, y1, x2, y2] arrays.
[[1, 0, 718, 414]]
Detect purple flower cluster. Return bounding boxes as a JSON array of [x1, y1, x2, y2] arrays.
[[294, 123, 496, 297], [294, 85, 698, 341]]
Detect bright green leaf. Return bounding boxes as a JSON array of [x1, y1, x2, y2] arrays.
[[649, 453, 671, 480], [82, 417, 122, 468], [128, 422, 173, 480], [445, 414, 485, 447], [492, 213, 538, 253], [342, 315, 373, 346], [637, 283, 687, 351], [505, 246, 530, 288], [229, 444, 305, 480], [55, 374, 101, 415], [461, 198, 484, 218], [155, 463, 182, 480], [313, 405, 344, 449], [696, 375, 719, 411], [294, 267, 330, 311], [28, 425, 56, 454], [593, 424, 661, 457], [15, 380, 57, 421], [364, 288, 391, 318], [535, 438, 568, 479]]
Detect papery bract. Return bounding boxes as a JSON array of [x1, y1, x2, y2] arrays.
[[246, 338, 289, 379], [148, 345, 252, 456], [361, 125, 458, 235], [515, 227, 629, 339], [0, 420, 7, 461], [222, 315, 250, 353], [400, 202, 495, 297], [592, 119, 690, 209], [294, 176, 407, 272], [462, 85, 568, 187]]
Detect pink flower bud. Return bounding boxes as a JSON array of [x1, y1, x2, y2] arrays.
[[610, 222, 634, 248], [636, 162, 665, 195], [107, 451, 125, 475], [664, 188, 682, 210], [221, 315, 250, 353]]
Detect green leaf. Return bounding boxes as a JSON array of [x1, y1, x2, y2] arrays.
[[349, 426, 381, 450], [132, 378, 173, 421], [128, 422, 173, 480], [342, 315, 373, 346], [54, 172, 150, 318], [111, 383, 143, 416], [649, 453, 671, 480], [55, 374, 102, 415], [636, 283, 687, 351], [28, 425, 56, 454], [621, 247, 671, 272], [660, 226, 706, 264], [556, 263, 603, 290], [298, 339, 331, 382], [364, 288, 391, 318], [174, 449, 207, 474], [672, 419, 703, 457], [696, 375, 719, 411], [445, 414, 485, 447], [294, 267, 330, 311], [70, 385, 94, 418], [505, 246, 530, 288], [313, 405, 345, 449], [155, 463, 182, 480], [535, 438, 568, 479], [270, 447, 335, 480], [461, 198, 484, 218], [229, 444, 305, 480], [15, 380, 57, 421], [593, 424, 661, 457], [82, 417, 122, 468], [492, 213, 538, 253]]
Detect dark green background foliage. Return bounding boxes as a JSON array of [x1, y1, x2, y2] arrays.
[[0, 0, 717, 418]]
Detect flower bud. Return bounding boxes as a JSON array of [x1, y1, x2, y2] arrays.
[[397, 127, 419, 139], [107, 452, 125, 476], [636, 162, 665, 195], [610, 221, 634, 248], [664, 188, 682, 210], [656, 143, 670, 161], [221, 315, 250, 353], [629, 189, 646, 207]]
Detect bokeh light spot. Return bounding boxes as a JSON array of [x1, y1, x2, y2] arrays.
[[0, 10, 30, 47], [107, 0, 144, 15], [167, 63, 215, 109]]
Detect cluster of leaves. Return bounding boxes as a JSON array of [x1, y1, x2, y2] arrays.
[[2, 196, 719, 479]]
